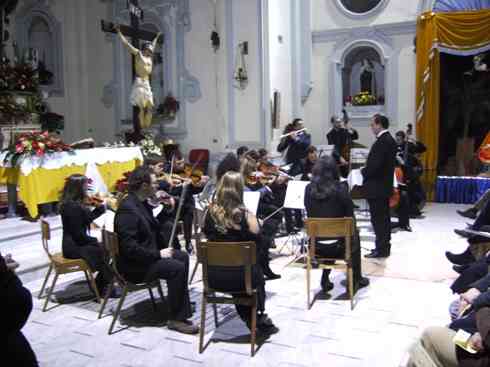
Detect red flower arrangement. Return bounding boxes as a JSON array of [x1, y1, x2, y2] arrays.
[[3, 131, 73, 166]]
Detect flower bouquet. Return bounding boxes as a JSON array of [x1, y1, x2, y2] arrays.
[[156, 93, 180, 120], [352, 91, 377, 106], [3, 131, 73, 166], [139, 133, 162, 157]]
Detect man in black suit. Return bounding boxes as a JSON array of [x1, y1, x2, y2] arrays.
[[114, 166, 198, 334], [362, 114, 397, 258]]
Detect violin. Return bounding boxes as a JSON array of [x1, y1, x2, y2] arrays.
[[147, 190, 174, 209], [85, 194, 104, 207]]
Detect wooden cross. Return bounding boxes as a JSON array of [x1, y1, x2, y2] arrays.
[[101, 0, 163, 142]]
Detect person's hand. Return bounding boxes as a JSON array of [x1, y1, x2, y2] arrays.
[[458, 298, 470, 316], [469, 332, 484, 352], [461, 288, 481, 304], [276, 175, 288, 185], [340, 156, 348, 166], [160, 248, 173, 258], [114, 24, 121, 33]]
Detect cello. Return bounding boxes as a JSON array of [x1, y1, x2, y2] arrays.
[[389, 124, 412, 209]]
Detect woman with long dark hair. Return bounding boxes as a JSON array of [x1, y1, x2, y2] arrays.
[[304, 156, 369, 293], [203, 171, 278, 335], [60, 174, 116, 297]]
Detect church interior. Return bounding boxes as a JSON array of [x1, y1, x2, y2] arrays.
[[1, 0, 490, 366]]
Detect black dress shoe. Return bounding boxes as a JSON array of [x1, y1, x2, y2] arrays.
[[263, 267, 281, 280], [454, 229, 472, 238], [365, 250, 390, 259], [445, 250, 475, 265], [452, 264, 469, 274], [457, 208, 478, 219]]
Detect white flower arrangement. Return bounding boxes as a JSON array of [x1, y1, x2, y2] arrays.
[[139, 133, 162, 156]]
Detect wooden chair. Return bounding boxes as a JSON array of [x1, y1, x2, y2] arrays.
[[197, 241, 258, 357], [305, 217, 355, 310], [98, 229, 166, 335], [38, 220, 101, 311]]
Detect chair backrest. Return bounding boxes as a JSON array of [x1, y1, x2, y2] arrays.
[[198, 241, 256, 295], [40, 220, 53, 259], [305, 217, 354, 260], [101, 229, 125, 283]]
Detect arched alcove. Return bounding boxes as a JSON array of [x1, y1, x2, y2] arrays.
[[15, 2, 64, 96], [342, 46, 385, 106], [334, 0, 389, 19]]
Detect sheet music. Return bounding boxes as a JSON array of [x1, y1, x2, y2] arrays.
[[243, 191, 261, 215], [283, 180, 309, 209], [92, 210, 115, 232]]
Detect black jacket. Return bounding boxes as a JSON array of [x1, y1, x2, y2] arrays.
[[361, 131, 397, 199], [114, 193, 164, 282], [60, 201, 105, 259], [277, 133, 311, 165], [326, 127, 358, 156]]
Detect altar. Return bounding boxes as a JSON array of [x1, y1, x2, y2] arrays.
[[0, 146, 143, 218]]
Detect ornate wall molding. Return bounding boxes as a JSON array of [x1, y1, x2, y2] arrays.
[[333, 0, 389, 19], [328, 33, 398, 125], [15, 0, 64, 97]]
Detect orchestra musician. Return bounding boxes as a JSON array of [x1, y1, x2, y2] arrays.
[[202, 171, 279, 336], [290, 145, 318, 181], [277, 118, 310, 232], [395, 129, 426, 217], [60, 174, 119, 298], [114, 166, 198, 334], [327, 110, 359, 176], [241, 157, 282, 280], [362, 114, 397, 259], [304, 156, 369, 293]]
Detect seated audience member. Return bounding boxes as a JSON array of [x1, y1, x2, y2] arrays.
[[457, 188, 490, 220], [114, 166, 198, 334], [203, 171, 279, 335], [451, 254, 490, 295], [1, 253, 38, 366], [408, 291, 490, 367], [304, 156, 369, 293], [60, 174, 117, 297]]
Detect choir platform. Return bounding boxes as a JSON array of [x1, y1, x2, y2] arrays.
[[2, 202, 467, 366]]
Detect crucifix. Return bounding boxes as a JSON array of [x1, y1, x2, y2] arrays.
[[101, 0, 163, 143]]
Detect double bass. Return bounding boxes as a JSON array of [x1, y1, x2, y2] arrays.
[[389, 124, 412, 209]]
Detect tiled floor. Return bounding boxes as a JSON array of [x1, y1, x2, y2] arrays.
[[4, 202, 471, 366]]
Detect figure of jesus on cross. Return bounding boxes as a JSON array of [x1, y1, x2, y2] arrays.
[[115, 25, 161, 130], [101, 0, 163, 142]]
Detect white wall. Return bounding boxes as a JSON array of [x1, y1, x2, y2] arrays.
[[269, 0, 293, 127]]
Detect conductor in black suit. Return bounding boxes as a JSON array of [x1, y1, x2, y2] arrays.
[[362, 114, 397, 258], [114, 166, 198, 334]]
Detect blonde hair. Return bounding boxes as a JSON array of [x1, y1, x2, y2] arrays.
[[209, 171, 246, 231]]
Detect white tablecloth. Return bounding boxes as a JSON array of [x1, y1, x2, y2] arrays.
[[0, 147, 143, 175]]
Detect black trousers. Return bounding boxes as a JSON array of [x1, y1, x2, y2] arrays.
[[2, 276, 38, 366], [208, 266, 266, 324], [367, 197, 391, 254], [395, 190, 410, 228], [144, 250, 192, 321], [159, 219, 181, 250], [64, 244, 113, 291]]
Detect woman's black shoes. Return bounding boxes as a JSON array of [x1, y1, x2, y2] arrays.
[[445, 250, 475, 265], [263, 266, 281, 280]]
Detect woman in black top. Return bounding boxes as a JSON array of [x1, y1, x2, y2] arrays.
[[60, 174, 115, 296], [304, 156, 369, 293], [203, 171, 278, 335]]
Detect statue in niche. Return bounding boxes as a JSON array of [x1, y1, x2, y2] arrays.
[[360, 59, 375, 95]]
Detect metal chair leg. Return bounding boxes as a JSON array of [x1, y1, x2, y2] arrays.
[[38, 263, 53, 299], [250, 297, 257, 357], [157, 282, 165, 303], [199, 294, 207, 353], [43, 272, 59, 312], [212, 303, 219, 328], [148, 287, 157, 311], [98, 280, 114, 319], [189, 261, 200, 284], [109, 286, 128, 335], [87, 271, 101, 303]]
